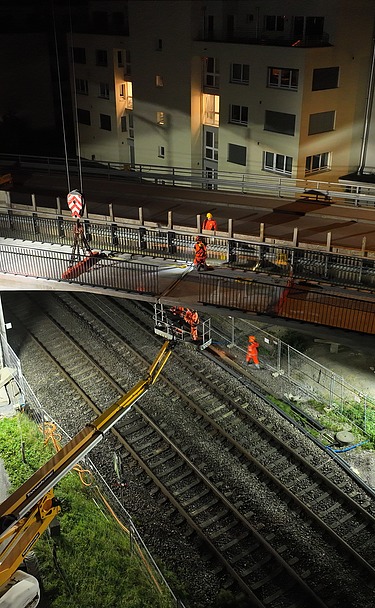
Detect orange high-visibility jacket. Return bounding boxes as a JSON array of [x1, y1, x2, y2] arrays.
[[202, 218, 217, 230], [194, 240, 207, 263]]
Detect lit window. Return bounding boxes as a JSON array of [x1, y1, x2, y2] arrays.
[[268, 67, 298, 90], [99, 83, 109, 99], [120, 82, 133, 109], [204, 57, 219, 88], [264, 151, 292, 175], [305, 152, 330, 174], [157, 111, 165, 125], [158, 146, 165, 158], [229, 104, 248, 125], [203, 94, 219, 126], [230, 64, 249, 85], [156, 75, 164, 87]]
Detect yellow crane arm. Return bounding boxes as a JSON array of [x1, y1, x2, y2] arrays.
[[0, 339, 173, 588]]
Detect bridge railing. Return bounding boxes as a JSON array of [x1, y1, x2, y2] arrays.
[[198, 273, 375, 335], [0, 243, 159, 296], [2, 152, 375, 207], [1, 209, 375, 293]]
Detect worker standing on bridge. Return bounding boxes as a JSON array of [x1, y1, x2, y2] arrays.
[[246, 336, 260, 369], [194, 235, 208, 271], [202, 212, 217, 231], [184, 308, 200, 341]]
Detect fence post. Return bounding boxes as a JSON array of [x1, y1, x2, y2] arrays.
[[228, 239, 236, 264], [228, 218, 233, 238], [326, 232, 332, 252], [56, 196, 61, 215], [196, 214, 202, 233], [7, 209, 14, 230], [139, 207, 144, 226], [168, 210, 173, 229], [57, 216, 65, 239], [292, 227, 299, 247], [32, 212, 39, 236], [361, 236, 367, 257], [167, 231, 177, 256], [259, 223, 265, 242], [111, 223, 118, 246], [109, 203, 114, 222], [31, 193, 37, 212], [139, 227, 147, 251], [277, 338, 282, 372], [84, 219, 91, 243]]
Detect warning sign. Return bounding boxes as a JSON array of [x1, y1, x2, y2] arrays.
[[67, 190, 84, 217]]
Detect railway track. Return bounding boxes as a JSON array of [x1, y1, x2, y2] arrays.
[[3, 291, 375, 608]]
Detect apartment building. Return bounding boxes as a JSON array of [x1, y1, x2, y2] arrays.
[[70, 0, 375, 184]]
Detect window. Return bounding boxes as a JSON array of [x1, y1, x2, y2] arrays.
[[122, 112, 134, 138], [264, 152, 292, 175], [268, 67, 298, 90], [76, 78, 88, 95], [117, 50, 124, 67], [205, 130, 218, 161], [99, 83, 109, 99], [156, 75, 164, 87], [156, 39, 163, 50], [158, 146, 165, 158], [265, 16, 285, 31], [124, 50, 131, 75], [265, 110, 295, 136], [73, 47, 86, 64], [157, 111, 165, 125], [96, 49, 108, 66], [100, 114, 111, 131], [204, 57, 219, 88], [229, 104, 248, 126], [228, 143, 247, 166], [77, 108, 90, 125], [203, 94, 219, 126], [120, 82, 133, 109], [308, 111, 335, 135], [305, 152, 330, 174], [312, 67, 339, 91], [230, 63, 249, 85]]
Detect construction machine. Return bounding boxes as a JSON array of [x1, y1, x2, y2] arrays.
[[0, 339, 174, 607]]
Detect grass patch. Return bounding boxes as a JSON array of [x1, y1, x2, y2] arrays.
[[0, 413, 175, 608]]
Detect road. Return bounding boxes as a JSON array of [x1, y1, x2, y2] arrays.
[[8, 168, 375, 252]]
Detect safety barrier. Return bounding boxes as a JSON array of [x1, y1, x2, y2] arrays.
[[2, 210, 375, 294], [198, 273, 375, 335], [0, 243, 159, 296]]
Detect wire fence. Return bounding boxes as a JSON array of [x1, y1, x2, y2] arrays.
[[214, 318, 375, 436], [1, 338, 186, 608]]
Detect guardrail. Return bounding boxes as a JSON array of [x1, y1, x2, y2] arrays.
[[0, 243, 159, 296], [199, 273, 375, 335], [2, 152, 375, 207], [1, 209, 375, 293]]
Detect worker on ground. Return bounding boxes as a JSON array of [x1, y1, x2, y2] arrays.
[[193, 235, 208, 271], [184, 308, 200, 341], [246, 336, 260, 369], [202, 212, 217, 231]]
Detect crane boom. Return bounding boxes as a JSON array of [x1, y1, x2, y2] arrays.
[[0, 339, 173, 598]]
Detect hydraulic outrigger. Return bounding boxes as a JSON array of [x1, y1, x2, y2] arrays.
[[0, 339, 174, 606]]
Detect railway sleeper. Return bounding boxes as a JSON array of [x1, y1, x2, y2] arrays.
[[319, 502, 349, 517], [241, 554, 274, 578], [168, 470, 193, 485], [210, 519, 239, 539], [340, 521, 369, 538], [221, 533, 252, 555], [190, 497, 219, 517], [181, 488, 210, 508], [173, 479, 201, 497], [136, 435, 162, 450], [151, 451, 181, 468], [157, 459, 185, 477]]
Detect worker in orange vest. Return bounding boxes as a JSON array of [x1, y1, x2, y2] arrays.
[[184, 308, 200, 341], [193, 236, 208, 271], [202, 212, 217, 231], [246, 336, 260, 368]]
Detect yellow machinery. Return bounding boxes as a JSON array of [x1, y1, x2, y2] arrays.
[[0, 339, 174, 607]]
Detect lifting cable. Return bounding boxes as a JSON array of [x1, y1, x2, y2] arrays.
[[41, 421, 93, 486]]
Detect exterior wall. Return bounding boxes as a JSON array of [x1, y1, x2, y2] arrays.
[[69, 0, 375, 185]]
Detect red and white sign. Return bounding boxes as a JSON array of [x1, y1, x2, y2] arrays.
[[67, 190, 84, 217]]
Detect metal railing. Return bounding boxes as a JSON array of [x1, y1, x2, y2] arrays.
[[2, 152, 375, 207], [199, 273, 375, 335], [0, 243, 159, 296], [2, 210, 375, 293]]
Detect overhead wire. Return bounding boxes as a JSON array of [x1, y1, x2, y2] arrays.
[[68, 0, 84, 195]]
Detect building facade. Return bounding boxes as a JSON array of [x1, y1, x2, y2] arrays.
[[69, 0, 375, 184]]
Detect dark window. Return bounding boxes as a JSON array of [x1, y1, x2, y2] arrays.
[[265, 15, 285, 31], [73, 47, 86, 64], [77, 108, 90, 125], [93, 11, 108, 31], [121, 115, 127, 132], [100, 114, 111, 131], [229, 105, 248, 125], [264, 110, 295, 136], [228, 143, 247, 166], [96, 49, 108, 66], [230, 63, 249, 84], [312, 67, 339, 90], [308, 111, 335, 135]]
